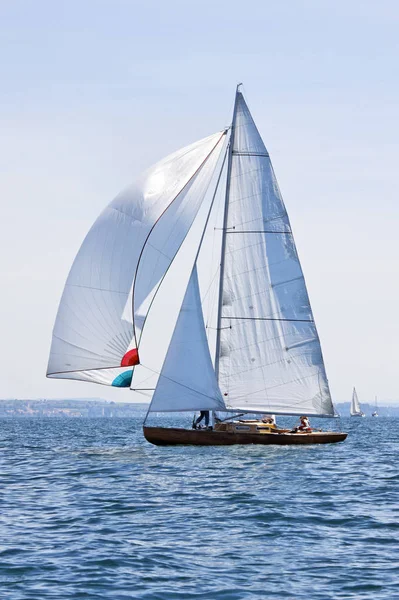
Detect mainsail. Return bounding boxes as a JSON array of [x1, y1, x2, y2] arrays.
[[213, 91, 335, 417]]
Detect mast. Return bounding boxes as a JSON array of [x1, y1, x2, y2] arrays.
[[214, 85, 241, 382]]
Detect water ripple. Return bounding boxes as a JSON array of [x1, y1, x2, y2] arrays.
[[0, 415, 398, 599]]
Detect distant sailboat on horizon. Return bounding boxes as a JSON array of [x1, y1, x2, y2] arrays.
[[372, 396, 378, 417], [350, 387, 365, 417], [47, 85, 347, 446]]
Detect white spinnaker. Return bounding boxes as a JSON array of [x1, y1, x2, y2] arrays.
[[132, 133, 227, 346], [149, 267, 225, 412], [350, 388, 362, 415], [131, 146, 228, 396], [47, 131, 224, 386], [218, 92, 335, 417]]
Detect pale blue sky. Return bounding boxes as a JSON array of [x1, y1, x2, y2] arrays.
[[1, 0, 398, 404]]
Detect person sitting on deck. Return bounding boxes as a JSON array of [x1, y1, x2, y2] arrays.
[[193, 410, 210, 429], [297, 416, 312, 432]]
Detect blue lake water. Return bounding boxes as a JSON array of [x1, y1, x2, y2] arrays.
[[0, 413, 398, 599]]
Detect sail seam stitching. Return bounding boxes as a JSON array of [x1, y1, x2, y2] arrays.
[[221, 317, 314, 322], [232, 151, 269, 157], [225, 230, 292, 234], [65, 283, 129, 294]]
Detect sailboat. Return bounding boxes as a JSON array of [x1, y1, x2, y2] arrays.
[[47, 85, 347, 446], [350, 387, 365, 417], [372, 396, 378, 417]]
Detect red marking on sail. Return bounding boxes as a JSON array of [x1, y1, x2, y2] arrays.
[[121, 348, 139, 367]]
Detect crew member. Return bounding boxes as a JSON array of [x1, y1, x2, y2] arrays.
[[193, 410, 210, 429], [297, 416, 312, 432]]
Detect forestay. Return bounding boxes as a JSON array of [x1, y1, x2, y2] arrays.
[[217, 92, 335, 417], [47, 131, 224, 386]]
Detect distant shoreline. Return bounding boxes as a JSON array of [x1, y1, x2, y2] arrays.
[[0, 398, 148, 418], [0, 398, 398, 418]]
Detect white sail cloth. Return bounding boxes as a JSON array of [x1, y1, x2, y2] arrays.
[[217, 92, 335, 417], [148, 267, 225, 412], [47, 88, 336, 419], [350, 387, 363, 415], [130, 150, 228, 397], [47, 131, 225, 386], [132, 133, 226, 345]]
